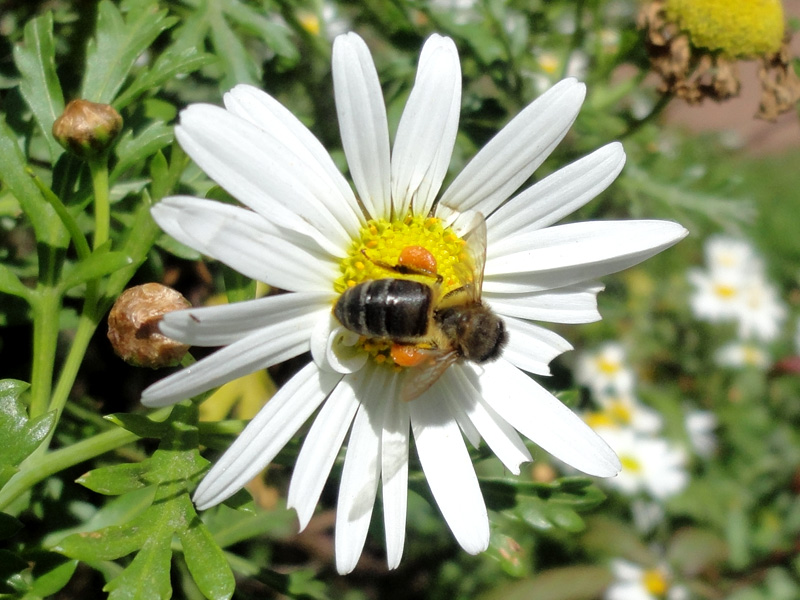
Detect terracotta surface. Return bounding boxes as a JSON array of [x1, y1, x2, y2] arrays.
[[665, 0, 800, 155]]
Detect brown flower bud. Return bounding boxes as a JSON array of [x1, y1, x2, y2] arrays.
[[52, 99, 123, 158], [107, 283, 191, 369]]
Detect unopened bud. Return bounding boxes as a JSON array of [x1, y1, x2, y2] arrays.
[[53, 99, 123, 158], [107, 283, 190, 369]]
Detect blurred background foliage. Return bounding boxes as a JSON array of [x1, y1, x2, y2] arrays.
[[1, 0, 800, 598]]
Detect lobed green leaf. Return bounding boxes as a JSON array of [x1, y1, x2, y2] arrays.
[[81, 0, 177, 104], [0, 116, 68, 250], [13, 12, 65, 162], [104, 533, 172, 600], [178, 499, 234, 600]]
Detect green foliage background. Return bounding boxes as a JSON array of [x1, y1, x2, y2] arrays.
[[1, 0, 800, 598]]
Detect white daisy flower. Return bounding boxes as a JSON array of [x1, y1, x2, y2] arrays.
[[736, 274, 786, 342], [584, 392, 663, 435], [575, 342, 636, 400], [594, 427, 688, 500], [703, 236, 760, 275], [140, 33, 687, 573], [684, 409, 717, 458], [715, 341, 770, 369], [606, 559, 688, 600]]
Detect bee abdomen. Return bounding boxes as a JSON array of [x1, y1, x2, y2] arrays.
[[334, 279, 431, 339]]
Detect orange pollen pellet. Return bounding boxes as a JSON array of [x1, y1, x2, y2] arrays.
[[397, 245, 437, 274], [390, 344, 429, 368]]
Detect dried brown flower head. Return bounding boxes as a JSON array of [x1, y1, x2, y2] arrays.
[[107, 283, 191, 369]]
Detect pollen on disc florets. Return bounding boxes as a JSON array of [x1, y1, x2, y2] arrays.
[[665, 0, 785, 57], [334, 213, 470, 366]]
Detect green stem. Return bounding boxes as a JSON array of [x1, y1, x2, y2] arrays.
[[48, 307, 101, 422], [89, 157, 111, 251], [28, 288, 62, 419], [0, 407, 171, 513]]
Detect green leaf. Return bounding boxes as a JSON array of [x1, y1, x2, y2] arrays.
[[105, 413, 169, 439], [178, 509, 234, 600], [56, 517, 153, 560], [77, 463, 153, 496], [0, 380, 57, 467], [478, 565, 613, 600], [44, 486, 156, 548], [0, 116, 69, 250], [114, 47, 214, 110], [104, 533, 172, 600], [0, 549, 29, 593], [0, 263, 32, 302], [209, 8, 260, 89], [13, 12, 65, 162], [222, 0, 298, 61], [57, 403, 225, 600], [112, 122, 174, 180], [667, 527, 729, 576], [27, 551, 78, 597], [81, 0, 177, 104], [59, 249, 133, 292]]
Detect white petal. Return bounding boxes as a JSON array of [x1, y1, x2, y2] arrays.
[[335, 367, 388, 574], [470, 359, 621, 476], [152, 197, 339, 292], [141, 308, 326, 406], [410, 386, 489, 554], [287, 376, 360, 530], [485, 282, 603, 324], [483, 220, 689, 293], [310, 314, 369, 374], [176, 104, 355, 255], [381, 390, 409, 570], [486, 143, 626, 247], [223, 84, 363, 231], [332, 33, 391, 219], [440, 78, 585, 222], [391, 34, 461, 217], [159, 291, 334, 346], [500, 316, 574, 376], [444, 367, 532, 474], [193, 364, 342, 509]]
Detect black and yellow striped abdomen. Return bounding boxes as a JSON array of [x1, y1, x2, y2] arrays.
[[334, 279, 432, 340]]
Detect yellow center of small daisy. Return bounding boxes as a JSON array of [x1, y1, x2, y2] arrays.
[[642, 568, 669, 596], [596, 356, 621, 375], [713, 283, 737, 299], [333, 213, 470, 366], [665, 0, 785, 58], [620, 455, 642, 473]]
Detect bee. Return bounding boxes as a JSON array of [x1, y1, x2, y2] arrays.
[[334, 213, 507, 402]]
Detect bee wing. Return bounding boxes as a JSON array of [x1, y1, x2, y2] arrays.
[[459, 211, 488, 301], [400, 350, 459, 403]]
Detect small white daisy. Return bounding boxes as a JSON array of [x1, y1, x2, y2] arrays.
[[585, 392, 663, 435], [141, 33, 687, 573], [684, 408, 717, 458], [593, 427, 688, 500], [606, 559, 688, 600], [715, 341, 770, 369], [575, 342, 636, 400], [736, 274, 786, 342]]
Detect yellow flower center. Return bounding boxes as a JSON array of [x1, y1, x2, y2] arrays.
[[334, 214, 471, 366], [642, 568, 669, 596], [620, 454, 642, 473], [608, 400, 633, 425], [713, 283, 737, 299], [596, 356, 621, 375], [585, 412, 616, 429], [665, 0, 785, 57]]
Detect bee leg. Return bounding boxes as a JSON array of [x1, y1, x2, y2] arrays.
[[360, 249, 443, 283]]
